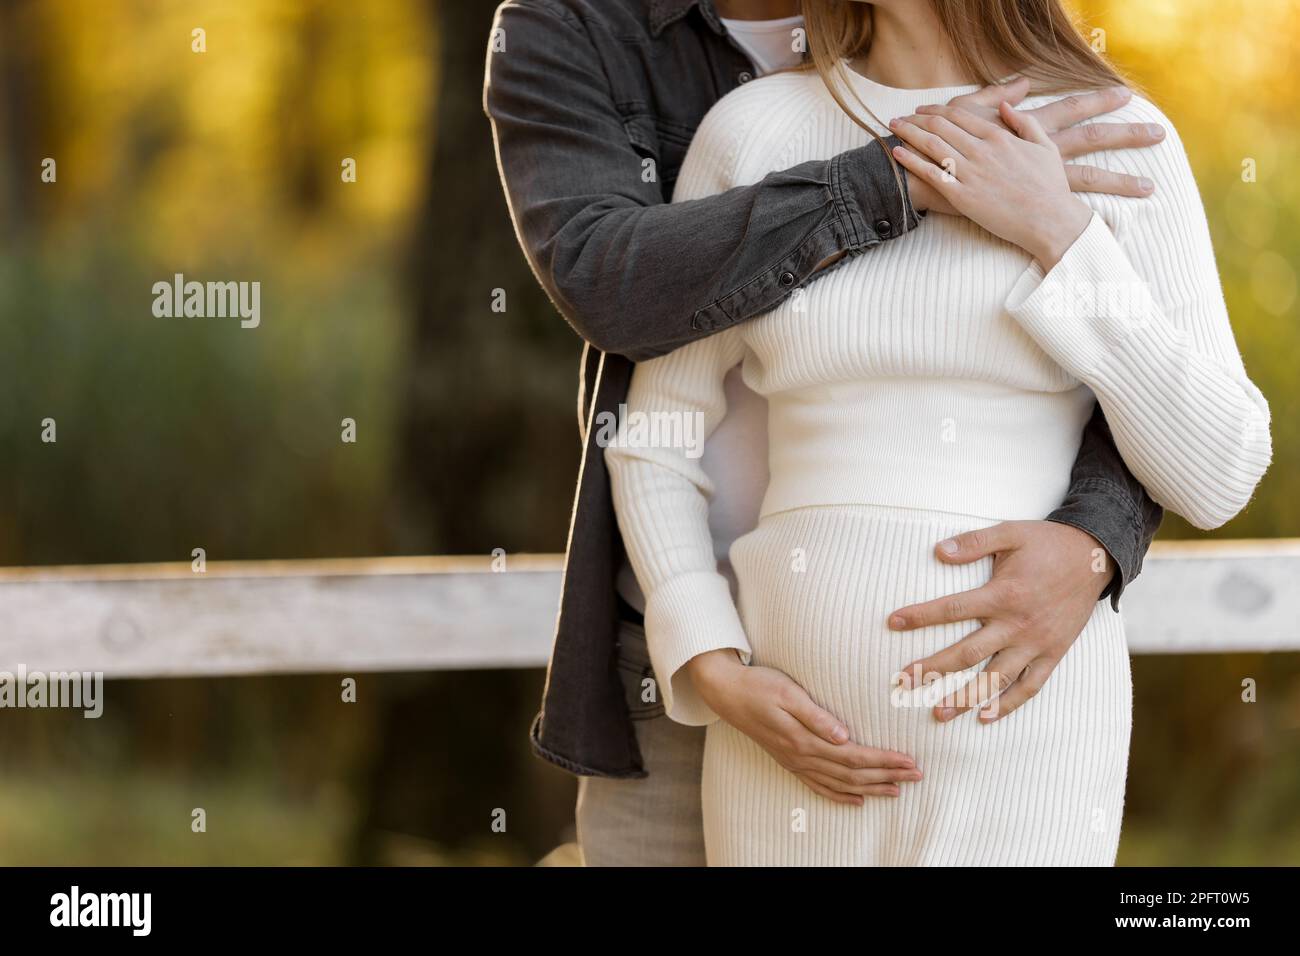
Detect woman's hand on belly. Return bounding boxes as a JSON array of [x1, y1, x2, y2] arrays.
[[686, 649, 923, 805], [887, 520, 1113, 724]]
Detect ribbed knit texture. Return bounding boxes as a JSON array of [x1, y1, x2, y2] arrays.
[[709, 505, 1132, 865], [604, 67, 1270, 865]]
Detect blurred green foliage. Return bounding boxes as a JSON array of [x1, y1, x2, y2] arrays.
[[0, 0, 1295, 864]]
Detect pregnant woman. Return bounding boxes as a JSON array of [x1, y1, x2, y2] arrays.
[[606, 0, 1271, 866]]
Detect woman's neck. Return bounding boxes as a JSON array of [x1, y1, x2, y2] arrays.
[[853, 2, 1005, 89]]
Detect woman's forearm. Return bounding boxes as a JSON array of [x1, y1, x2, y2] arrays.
[[604, 328, 753, 725], [1006, 213, 1271, 529], [888, 93, 1271, 529]]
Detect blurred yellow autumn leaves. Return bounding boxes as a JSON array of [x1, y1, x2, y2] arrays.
[[13, 0, 434, 248]]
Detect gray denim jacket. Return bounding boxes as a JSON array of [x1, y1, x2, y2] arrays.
[[484, 0, 1163, 778]]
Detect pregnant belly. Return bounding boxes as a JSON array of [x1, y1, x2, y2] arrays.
[[727, 503, 1130, 757]]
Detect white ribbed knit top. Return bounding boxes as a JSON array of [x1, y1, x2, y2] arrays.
[[606, 66, 1272, 724]]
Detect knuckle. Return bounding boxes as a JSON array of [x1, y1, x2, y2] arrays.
[[959, 640, 987, 668], [945, 597, 967, 620], [1079, 164, 1103, 186], [1083, 122, 1106, 144], [993, 668, 1016, 692], [1129, 122, 1148, 140], [1061, 94, 1084, 115]]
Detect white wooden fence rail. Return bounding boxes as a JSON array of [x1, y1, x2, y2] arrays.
[[0, 541, 1297, 677]]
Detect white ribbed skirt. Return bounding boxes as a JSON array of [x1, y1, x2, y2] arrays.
[[705, 504, 1133, 866]]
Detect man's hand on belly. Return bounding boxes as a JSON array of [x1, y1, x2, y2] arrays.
[[886, 520, 1114, 724]]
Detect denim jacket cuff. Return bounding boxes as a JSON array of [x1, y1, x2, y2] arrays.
[[1047, 477, 1150, 610], [830, 134, 921, 251]]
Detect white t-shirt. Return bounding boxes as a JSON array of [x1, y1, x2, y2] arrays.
[[719, 14, 805, 77], [616, 16, 805, 613]]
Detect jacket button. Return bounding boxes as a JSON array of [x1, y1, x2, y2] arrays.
[[874, 218, 893, 236], [778, 270, 796, 287], [738, 70, 753, 84]]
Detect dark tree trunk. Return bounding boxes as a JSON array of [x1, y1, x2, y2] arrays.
[[0, 0, 57, 232], [353, 0, 581, 864], [389, 0, 577, 559]]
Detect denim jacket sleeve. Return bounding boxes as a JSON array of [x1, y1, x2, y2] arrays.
[[1047, 401, 1164, 608], [482, 0, 918, 362]]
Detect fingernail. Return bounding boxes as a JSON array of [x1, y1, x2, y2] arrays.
[[936, 707, 956, 722], [831, 725, 848, 743], [1138, 177, 1154, 193], [1113, 85, 1132, 100], [888, 118, 899, 128], [888, 614, 907, 630], [979, 709, 997, 722], [1146, 124, 1164, 140], [938, 538, 959, 555]]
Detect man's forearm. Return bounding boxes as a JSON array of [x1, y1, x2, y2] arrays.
[[1047, 402, 1164, 607], [484, 2, 917, 361], [530, 149, 918, 361]]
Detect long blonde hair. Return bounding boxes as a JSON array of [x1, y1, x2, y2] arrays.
[[799, 0, 1128, 206]]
